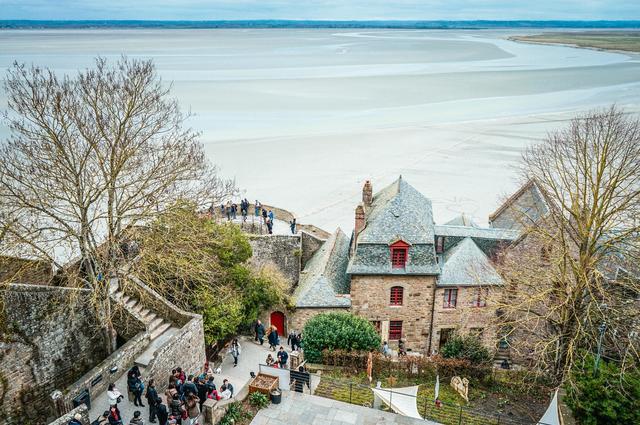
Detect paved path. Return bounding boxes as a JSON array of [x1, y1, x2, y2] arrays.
[[251, 391, 441, 425], [88, 336, 293, 423]]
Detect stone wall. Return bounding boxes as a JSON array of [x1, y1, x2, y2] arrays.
[[289, 307, 350, 332], [248, 235, 301, 286], [430, 286, 502, 354], [47, 404, 89, 425], [0, 284, 108, 424], [350, 275, 437, 353], [300, 231, 326, 270], [145, 317, 205, 393]]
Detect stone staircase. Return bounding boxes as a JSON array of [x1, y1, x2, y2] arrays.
[[111, 288, 180, 368]]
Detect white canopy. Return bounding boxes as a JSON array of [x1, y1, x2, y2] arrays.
[[537, 389, 563, 425], [371, 385, 423, 419]]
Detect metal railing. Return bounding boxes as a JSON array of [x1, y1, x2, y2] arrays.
[[257, 364, 552, 425]]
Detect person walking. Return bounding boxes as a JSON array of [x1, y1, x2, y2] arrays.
[[254, 200, 261, 218], [277, 346, 289, 369], [185, 394, 200, 425], [261, 208, 267, 225], [256, 320, 265, 345], [267, 325, 279, 351], [266, 218, 273, 234], [229, 338, 241, 367], [196, 377, 207, 410], [225, 201, 232, 221], [169, 393, 184, 425], [287, 330, 296, 351], [97, 411, 111, 425], [268, 210, 274, 225], [107, 383, 123, 407], [108, 405, 123, 425], [146, 379, 159, 423]]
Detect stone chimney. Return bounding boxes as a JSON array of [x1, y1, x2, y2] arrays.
[[362, 180, 373, 207], [353, 204, 366, 253]]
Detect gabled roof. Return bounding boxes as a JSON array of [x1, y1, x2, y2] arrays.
[[434, 225, 519, 241], [489, 179, 549, 229], [294, 228, 351, 308], [439, 237, 503, 286], [357, 177, 435, 245]]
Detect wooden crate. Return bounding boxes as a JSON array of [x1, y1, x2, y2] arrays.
[[248, 373, 279, 396]]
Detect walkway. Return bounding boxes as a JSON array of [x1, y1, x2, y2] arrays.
[[87, 336, 290, 423], [251, 391, 441, 425]]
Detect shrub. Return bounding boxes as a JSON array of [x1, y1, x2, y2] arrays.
[[441, 334, 491, 364], [565, 354, 640, 425], [303, 312, 381, 363], [249, 391, 270, 409]]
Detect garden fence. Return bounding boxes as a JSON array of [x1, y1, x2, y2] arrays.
[[258, 364, 552, 425]]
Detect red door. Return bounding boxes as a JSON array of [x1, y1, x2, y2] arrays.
[[270, 311, 286, 335]]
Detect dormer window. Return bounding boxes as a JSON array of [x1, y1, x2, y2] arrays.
[[389, 240, 410, 268]]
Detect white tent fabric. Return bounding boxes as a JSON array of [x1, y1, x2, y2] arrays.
[[537, 389, 562, 425], [371, 385, 423, 419]]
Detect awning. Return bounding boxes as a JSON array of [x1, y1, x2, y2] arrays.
[[371, 385, 423, 419]]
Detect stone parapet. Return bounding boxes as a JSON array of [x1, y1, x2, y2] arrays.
[[47, 404, 89, 425]]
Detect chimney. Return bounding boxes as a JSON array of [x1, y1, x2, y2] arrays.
[[353, 204, 366, 251], [363, 180, 373, 207]]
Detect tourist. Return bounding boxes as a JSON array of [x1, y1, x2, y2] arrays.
[[97, 410, 110, 425], [185, 394, 200, 425], [129, 410, 145, 425], [128, 369, 145, 407], [267, 325, 279, 351], [266, 218, 273, 234], [155, 397, 169, 425], [287, 330, 296, 351], [169, 393, 184, 425], [254, 319, 264, 343], [108, 405, 123, 425], [165, 383, 178, 402], [225, 201, 231, 220], [265, 353, 276, 367], [196, 376, 207, 409], [382, 341, 391, 357], [254, 200, 261, 218], [68, 413, 83, 425], [261, 208, 267, 225], [290, 366, 311, 393], [398, 339, 407, 356], [205, 376, 216, 393], [220, 379, 234, 399], [107, 383, 123, 407], [289, 218, 296, 234], [229, 338, 241, 367], [182, 375, 198, 398], [277, 346, 289, 369], [268, 209, 274, 224], [146, 379, 159, 423]]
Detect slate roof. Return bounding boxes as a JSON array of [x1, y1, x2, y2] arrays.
[[444, 214, 479, 228], [434, 225, 519, 241], [356, 177, 436, 245], [439, 237, 503, 286], [294, 228, 351, 308]]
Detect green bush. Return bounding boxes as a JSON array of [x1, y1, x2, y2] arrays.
[[248, 391, 270, 409], [565, 354, 640, 425], [303, 312, 381, 363], [441, 334, 491, 365]]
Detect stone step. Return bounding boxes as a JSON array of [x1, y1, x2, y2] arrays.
[[125, 298, 138, 309], [121, 295, 131, 305], [143, 312, 157, 324], [150, 322, 171, 340], [148, 317, 164, 332]]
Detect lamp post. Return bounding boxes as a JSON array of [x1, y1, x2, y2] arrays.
[[594, 322, 607, 375]]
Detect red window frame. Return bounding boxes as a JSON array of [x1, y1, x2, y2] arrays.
[[389, 321, 403, 340], [390, 286, 404, 306], [443, 288, 458, 309], [390, 240, 410, 268], [473, 287, 487, 307]]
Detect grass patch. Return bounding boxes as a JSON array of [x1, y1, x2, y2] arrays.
[[509, 31, 640, 53]]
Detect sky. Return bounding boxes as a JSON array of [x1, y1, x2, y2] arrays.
[[1, 0, 639, 21]]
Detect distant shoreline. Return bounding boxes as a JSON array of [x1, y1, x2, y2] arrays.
[[2, 19, 640, 30], [509, 31, 640, 54]]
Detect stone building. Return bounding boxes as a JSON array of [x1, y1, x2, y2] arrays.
[[278, 177, 521, 355]]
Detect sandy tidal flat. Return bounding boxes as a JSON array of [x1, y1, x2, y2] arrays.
[[0, 29, 639, 232]]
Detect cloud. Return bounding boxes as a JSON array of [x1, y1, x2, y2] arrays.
[[0, 0, 638, 20]]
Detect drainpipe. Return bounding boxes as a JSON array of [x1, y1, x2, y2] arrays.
[[427, 276, 437, 355]]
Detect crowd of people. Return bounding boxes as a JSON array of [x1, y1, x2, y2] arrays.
[[92, 363, 235, 425], [203, 199, 298, 235]]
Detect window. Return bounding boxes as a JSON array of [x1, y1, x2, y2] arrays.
[[439, 328, 454, 349], [436, 236, 445, 254], [472, 287, 488, 307], [443, 288, 458, 308], [390, 286, 404, 306], [371, 320, 381, 334], [391, 248, 407, 268], [390, 240, 410, 268], [389, 321, 403, 340]]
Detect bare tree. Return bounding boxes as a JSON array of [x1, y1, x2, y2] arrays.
[[0, 57, 234, 351], [496, 107, 640, 382]]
